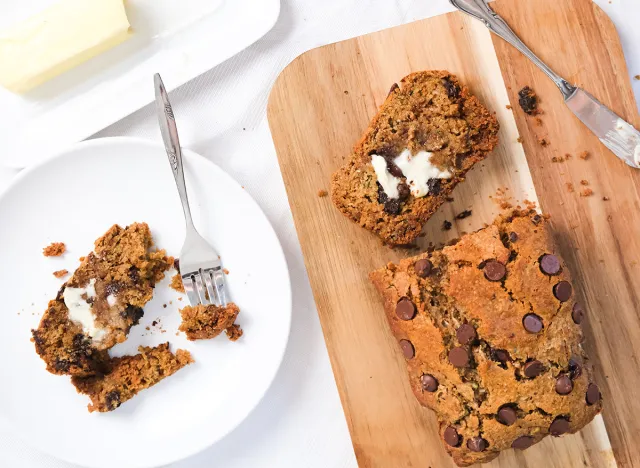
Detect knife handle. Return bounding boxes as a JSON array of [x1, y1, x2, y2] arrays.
[[449, 0, 576, 99]]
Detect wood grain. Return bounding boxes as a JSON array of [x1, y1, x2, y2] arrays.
[[268, 0, 635, 465], [490, 2, 640, 467]]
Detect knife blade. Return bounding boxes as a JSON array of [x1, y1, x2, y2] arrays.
[[564, 88, 640, 168]]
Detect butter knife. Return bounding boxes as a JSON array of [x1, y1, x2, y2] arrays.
[[450, 0, 640, 169]]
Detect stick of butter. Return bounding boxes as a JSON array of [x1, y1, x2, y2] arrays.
[[0, 0, 131, 94]]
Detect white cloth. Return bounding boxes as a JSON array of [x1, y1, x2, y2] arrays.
[[0, 0, 638, 466]]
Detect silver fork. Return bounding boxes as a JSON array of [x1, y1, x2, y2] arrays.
[[154, 73, 228, 307]]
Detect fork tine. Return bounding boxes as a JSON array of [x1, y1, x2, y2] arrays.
[[203, 270, 219, 306], [194, 273, 209, 304], [208, 268, 227, 306], [183, 274, 201, 306]]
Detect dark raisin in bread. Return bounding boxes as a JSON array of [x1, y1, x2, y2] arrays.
[[369, 210, 601, 466], [331, 71, 499, 246]]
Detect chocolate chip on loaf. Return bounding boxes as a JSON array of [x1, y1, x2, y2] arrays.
[[369, 210, 602, 466]]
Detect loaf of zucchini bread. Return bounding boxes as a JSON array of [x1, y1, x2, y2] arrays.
[[369, 210, 601, 466]]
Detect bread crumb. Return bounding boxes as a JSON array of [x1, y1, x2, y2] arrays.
[[580, 188, 594, 197], [635, 75, 640, 80], [538, 138, 550, 147], [79, 256, 85, 262], [602, 196, 610, 201], [567, 183, 575, 193], [580, 180, 589, 186], [43, 242, 66, 257], [223, 268, 230, 275], [163, 304, 167, 309], [53, 269, 69, 279], [535, 117, 543, 126], [523, 199, 537, 210], [169, 273, 185, 293], [178, 297, 183, 301], [455, 210, 472, 220], [506, 105, 512, 110], [579, 151, 590, 160], [551, 156, 564, 163], [317, 190, 328, 197], [145, 326, 150, 331], [517, 137, 523, 143]]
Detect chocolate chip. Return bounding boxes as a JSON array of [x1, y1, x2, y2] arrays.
[[128, 266, 140, 282], [397, 183, 410, 200], [492, 349, 511, 363], [556, 375, 573, 395], [484, 260, 506, 281], [414, 259, 433, 278], [442, 78, 461, 98], [523, 313, 543, 333], [174, 258, 180, 271], [384, 199, 401, 215], [586, 383, 600, 405], [549, 417, 570, 436], [448, 347, 469, 368], [396, 298, 416, 320], [105, 390, 122, 411], [511, 436, 535, 450], [104, 282, 122, 296], [442, 220, 452, 231], [569, 357, 582, 380], [532, 214, 542, 225], [518, 86, 538, 115], [540, 254, 561, 275], [427, 178, 442, 196], [121, 305, 144, 325], [377, 182, 388, 204], [497, 406, 517, 426], [553, 281, 572, 302], [466, 437, 487, 452], [399, 340, 415, 359], [524, 360, 544, 378], [443, 426, 461, 447], [456, 324, 476, 345], [387, 160, 404, 178], [509, 232, 518, 242], [572, 303, 585, 324], [54, 359, 71, 372], [421, 374, 438, 392], [456, 210, 472, 220]]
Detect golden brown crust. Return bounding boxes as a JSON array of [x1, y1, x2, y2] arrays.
[[71, 343, 193, 412], [179, 303, 242, 341], [331, 71, 499, 245], [32, 223, 173, 377], [369, 210, 601, 466]]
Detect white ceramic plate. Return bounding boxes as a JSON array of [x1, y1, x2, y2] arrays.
[[0, 138, 292, 468], [0, 0, 280, 168]]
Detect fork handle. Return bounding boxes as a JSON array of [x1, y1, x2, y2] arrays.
[[154, 74, 196, 231], [449, 0, 575, 99]]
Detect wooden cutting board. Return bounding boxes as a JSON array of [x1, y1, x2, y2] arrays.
[[267, 0, 640, 466]]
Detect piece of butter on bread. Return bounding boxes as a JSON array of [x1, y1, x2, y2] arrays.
[[0, 0, 131, 94]]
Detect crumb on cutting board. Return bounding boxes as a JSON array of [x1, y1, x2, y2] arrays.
[[53, 269, 69, 279], [580, 180, 589, 186], [317, 189, 328, 197], [579, 151, 590, 160], [43, 242, 66, 257], [580, 188, 594, 197]]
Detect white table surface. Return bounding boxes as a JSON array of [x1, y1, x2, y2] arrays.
[[1, 0, 638, 467]]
